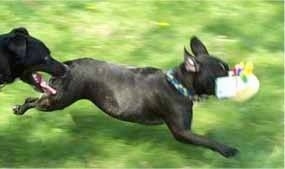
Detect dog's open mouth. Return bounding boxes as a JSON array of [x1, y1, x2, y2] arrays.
[[32, 73, 57, 95]]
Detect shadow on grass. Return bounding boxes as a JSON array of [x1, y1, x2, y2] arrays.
[[0, 106, 240, 168]]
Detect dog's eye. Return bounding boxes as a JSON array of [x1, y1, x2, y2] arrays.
[[219, 63, 226, 71]]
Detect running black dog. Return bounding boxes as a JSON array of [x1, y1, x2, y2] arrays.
[[0, 27, 68, 91], [13, 37, 238, 158]]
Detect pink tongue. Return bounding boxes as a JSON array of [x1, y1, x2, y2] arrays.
[[32, 73, 57, 95]]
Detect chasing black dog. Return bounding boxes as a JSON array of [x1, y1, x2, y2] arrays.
[[13, 37, 238, 158], [0, 27, 68, 91]]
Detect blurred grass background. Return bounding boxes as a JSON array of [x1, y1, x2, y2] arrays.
[[0, 0, 283, 168]]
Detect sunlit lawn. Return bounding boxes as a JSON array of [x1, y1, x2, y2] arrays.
[[0, 1, 283, 168]]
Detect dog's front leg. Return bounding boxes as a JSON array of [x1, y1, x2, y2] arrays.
[[164, 114, 238, 158], [13, 94, 53, 115], [13, 97, 39, 115], [183, 111, 192, 130]]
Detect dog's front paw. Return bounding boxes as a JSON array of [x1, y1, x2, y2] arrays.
[[12, 105, 24, 115], [220, 147, 239, 158]]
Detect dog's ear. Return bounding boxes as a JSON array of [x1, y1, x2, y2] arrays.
[[7, 29, 28, 60], [190, 36, 209, 56], [10, 27, 29, 36], [184, 47, 199, 72]]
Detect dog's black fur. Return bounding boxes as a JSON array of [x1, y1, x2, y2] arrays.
[[0, 27, 67, 90], [13, 37, 238, 158]]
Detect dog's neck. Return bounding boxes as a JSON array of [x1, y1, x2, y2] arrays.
[[169, 66, 209, 101], [171, 64, 197, 95]]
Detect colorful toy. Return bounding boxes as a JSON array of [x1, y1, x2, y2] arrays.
[[216, 62, 260, 102]]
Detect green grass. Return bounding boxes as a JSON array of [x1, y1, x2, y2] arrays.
[[0, 0, 283, 168]]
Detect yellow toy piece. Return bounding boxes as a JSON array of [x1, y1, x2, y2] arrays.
[[243, 62, 253, 75]]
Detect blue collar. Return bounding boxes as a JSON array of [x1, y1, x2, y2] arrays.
[[166, 69, 194, 97]]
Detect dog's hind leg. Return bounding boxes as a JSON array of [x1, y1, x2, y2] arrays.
[[164, 114, 238, 158]]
